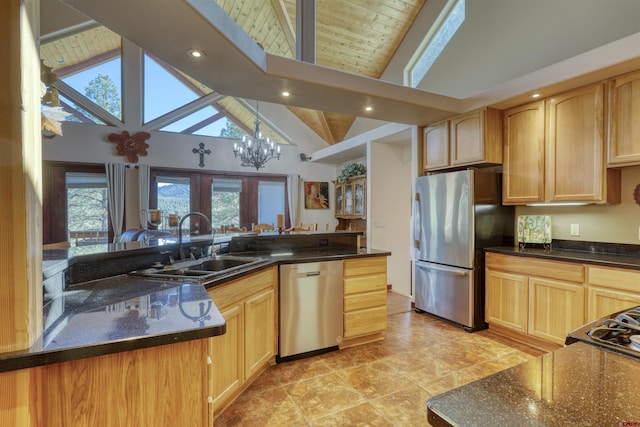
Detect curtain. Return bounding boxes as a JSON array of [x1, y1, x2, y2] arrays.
[[138, 164, 150, 228], [105, 162, 126, 243], [287, 173, 300, 227]]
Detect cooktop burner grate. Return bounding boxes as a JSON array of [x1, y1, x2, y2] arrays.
[[566, 306, 640, 359]]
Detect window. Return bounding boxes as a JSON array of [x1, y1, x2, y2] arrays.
[[150, 169, 289, 233], [40, 25, 123, 122], [43, 163, 114, 245], [144, 53, 201, 123], [211, 179, 242, 229], [258, 181, 285, 226], [405, 0, 465, 88], [156, 176, 191, 230]]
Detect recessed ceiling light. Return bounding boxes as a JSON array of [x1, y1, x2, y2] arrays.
[[281, 91, 290, 97], [532, 92, 542, 98], [56, 58, 65, 64], [365, 106, 373, 112], [187, 49, 205, 58]]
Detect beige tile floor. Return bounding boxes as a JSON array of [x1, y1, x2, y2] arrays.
[[214, 292, 544, 426]]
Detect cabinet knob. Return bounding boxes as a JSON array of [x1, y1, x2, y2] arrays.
[[207, 356, 212, 365]]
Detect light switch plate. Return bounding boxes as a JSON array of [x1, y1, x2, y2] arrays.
[[570, 224, 580, 236]]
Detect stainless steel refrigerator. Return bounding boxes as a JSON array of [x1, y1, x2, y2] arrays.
[[413, 169, 514, 331]]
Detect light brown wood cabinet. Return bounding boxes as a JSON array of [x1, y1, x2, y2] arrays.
[[586, 265, 640, 321], [503, 83, 620, 205], [42, 339, 208, 427], [342, 257, 387, 347], [206, 267, 277, 420], [485, 269, 529, 333], [528, 277, 585, 345], [335, 175, 366, 219], [608, 70, 640, 166], [485, 253, 585, 347], [423, 107, 502, 172]]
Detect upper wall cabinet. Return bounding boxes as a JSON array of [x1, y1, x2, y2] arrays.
[[503, 82, 621, 205], [422, 108, 502, 172], [503, 100, 545, 204], [608, 70, 640, 166]]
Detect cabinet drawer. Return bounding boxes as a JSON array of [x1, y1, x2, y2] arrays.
[[344, 257, 387, 277], [587, 266, 640, 293], [344, 306, 387, 338], [486, 253, 583, 283], [208, 267, 274, 310], [344, 289, 386, 312], [344, 273, 387, 295]]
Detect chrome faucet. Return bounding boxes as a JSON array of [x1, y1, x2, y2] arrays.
[[178, 212, 215, 260]]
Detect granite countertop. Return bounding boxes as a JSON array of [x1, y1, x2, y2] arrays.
[[4, 235, 389, 374], [427, 342, 640, 426], [486, 239, 640, 270], [0, 276, 226, 373]]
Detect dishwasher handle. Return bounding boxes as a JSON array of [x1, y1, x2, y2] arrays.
[[306, 271, 321, 277]]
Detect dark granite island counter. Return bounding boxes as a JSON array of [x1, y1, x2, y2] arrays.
[[427, 342, 640, 426], [0, 274, 226, 373]]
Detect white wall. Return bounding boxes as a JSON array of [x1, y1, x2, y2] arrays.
[[368, 139, 413, 297]]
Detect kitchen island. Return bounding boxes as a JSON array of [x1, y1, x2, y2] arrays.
[[2, 231, 389, 426], [427, 341, 640, 426]]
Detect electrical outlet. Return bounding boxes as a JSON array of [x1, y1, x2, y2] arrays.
[[570, 224, 580, 236]]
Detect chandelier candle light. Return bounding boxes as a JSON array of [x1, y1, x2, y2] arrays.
[[233, 103, 281, 170]]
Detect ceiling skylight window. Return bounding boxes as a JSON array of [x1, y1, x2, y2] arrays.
[[405, 0, 465, 88]]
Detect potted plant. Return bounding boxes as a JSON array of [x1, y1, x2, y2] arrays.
[[337, 163, 366, 183]]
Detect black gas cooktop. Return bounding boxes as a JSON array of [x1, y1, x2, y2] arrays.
[[566, 306, 640, 359]]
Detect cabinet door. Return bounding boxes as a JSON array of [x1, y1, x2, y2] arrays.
[[344, 305, 387, 338], [344, 183, 353, 215], [587, 287, 640, 322], [546, 83, 605, 202], [353, 179, 365, 217], [451, 110, 483, 165], [503, 100, 545, 204], [244, 288, 275, 379], [528, 278, 585, 345], [423, 120, 449, 171], [485, 269, 528, 333], [608, 70, 640, 165], [335, 184, 344, 216], [208, 304, 243, 413]]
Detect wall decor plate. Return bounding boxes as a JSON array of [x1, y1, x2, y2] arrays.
[[517, 215, 552, 244]]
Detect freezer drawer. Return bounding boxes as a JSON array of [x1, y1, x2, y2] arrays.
[[415, 261, 474, 328]]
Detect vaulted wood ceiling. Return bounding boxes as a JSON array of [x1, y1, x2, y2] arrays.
[[42, 0, 426, 145], [214, 0, 426, 144]]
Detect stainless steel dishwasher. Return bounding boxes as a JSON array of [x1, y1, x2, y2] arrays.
[[278, 260, 343, 360]]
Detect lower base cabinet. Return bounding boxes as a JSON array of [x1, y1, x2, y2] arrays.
[[207, 267, 277, 422], [586, 265, 640, 321], [528, 277, 585, 345], [485, 253, 585, 348], [342, 257, 388, 346], [487, 253, 640, 348], [485, 269, 528, 333], [41, 339, 207, 427]]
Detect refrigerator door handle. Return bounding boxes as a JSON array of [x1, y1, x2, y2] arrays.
[[413, 192, 421, 249], [415, 261, 469, 277]]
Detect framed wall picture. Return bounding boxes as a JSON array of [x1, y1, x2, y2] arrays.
[[304, 181, 329, 209]]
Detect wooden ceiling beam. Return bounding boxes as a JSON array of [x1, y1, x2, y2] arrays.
[[317, 110, 336, 145]]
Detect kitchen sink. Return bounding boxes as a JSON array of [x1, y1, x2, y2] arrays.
[[129, 255, 266, 283]]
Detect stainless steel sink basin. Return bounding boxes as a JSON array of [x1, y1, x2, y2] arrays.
[[130, 255, 266, 283]]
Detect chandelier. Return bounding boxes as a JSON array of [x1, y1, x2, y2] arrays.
[[233, 103, 281, 170]]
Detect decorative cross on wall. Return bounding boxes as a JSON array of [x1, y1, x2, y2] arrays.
[[192, 142, 211, 168]]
